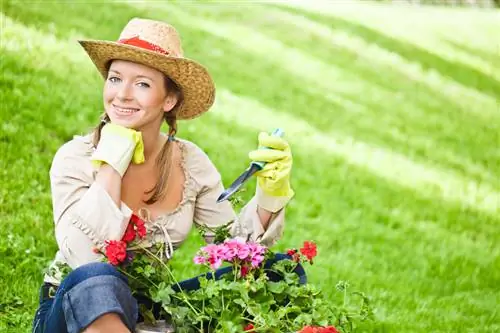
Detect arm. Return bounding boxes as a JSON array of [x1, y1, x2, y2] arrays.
[[51, 124, 144, 268], [50, 139, 132, 268], [190, 138, 292, 247], [257, 207, 273, 230], [193, 176, 287, 247], [95, 164, 122, 206]]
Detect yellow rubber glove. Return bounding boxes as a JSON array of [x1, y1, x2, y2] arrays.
[[248, 132, 294, 212], [91, 123, 145, 177]]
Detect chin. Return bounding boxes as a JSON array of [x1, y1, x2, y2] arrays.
[[106, 111, 138, 128], [107, 117, 136, 129]]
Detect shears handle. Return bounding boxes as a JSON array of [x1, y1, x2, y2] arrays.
[[250, 128, 284, 170]]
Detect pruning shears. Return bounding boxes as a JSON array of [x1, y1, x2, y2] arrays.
[[216, 128, 284, 203]]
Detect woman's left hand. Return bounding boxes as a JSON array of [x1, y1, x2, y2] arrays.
[[248, 132, 295, 212]]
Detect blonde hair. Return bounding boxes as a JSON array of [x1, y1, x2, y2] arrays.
[[92, 75, 183, 205]]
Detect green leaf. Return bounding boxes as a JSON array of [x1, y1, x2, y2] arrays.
[[233, 298, 246, 308], [267, 281, 286, 294], [138, 304, 156, 325], [151, 284, 175, 304]]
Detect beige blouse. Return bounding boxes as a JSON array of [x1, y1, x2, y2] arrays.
[[43, 134, 286, 285]]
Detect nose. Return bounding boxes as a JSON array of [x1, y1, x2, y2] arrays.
[[116, 81, 134, 102]]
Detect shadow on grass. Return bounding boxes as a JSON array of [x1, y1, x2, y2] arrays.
[[2, 0, 148, 41], [272, 3, 500, 100], [444, 39, 500, 67], [0, 50, 100, 145], [3, 0, 498, 187], [154, 6, 499, 187], [140, 2, 499, 187], [222, 4, 500, 185], [2, 38, 499, 333], [203, 112, 499, 289], [8, 42, 497, 245], [3, 1, 499, 217]]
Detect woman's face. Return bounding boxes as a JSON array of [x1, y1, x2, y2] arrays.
[[103, 60, 176, 131]]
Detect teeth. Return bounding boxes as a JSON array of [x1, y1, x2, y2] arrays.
[[115, 106, 139, 113]]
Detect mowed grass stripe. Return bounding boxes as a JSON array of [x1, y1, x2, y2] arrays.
[[1, 1, 498, 332]]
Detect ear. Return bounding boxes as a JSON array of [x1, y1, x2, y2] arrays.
[[163, 93, 178, 113]]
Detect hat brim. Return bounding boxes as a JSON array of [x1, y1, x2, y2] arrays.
[[78, 39, 215, 120]]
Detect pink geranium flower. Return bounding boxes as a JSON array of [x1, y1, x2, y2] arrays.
[[193, 238, 268, 271], [246, 242, 266, 267], [250, 254, 265, 268], [220, 240, 239, 261], [208, 256, 223, 270], [193, 256, 206, 264], [197, 244, 226, 270], [222, 238, 250, 261], [201, 244, 224, 258]]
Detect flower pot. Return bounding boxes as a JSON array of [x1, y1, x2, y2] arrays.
[[136, 320, 175, 333]]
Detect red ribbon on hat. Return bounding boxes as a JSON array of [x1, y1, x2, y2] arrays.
[[117, 36, 169, 55]]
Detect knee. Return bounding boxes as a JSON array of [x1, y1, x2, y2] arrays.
[[63, 262, 126, 289], [61, 269, 137, 333], [73, 262, 121, 277]]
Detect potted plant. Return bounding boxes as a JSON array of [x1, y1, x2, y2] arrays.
[[99, 215, 373, 332]]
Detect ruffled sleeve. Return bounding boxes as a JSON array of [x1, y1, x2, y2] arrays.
[[49, 136, 132, 268], [185, 140, 285, 247]]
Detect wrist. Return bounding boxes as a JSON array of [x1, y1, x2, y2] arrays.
[[255, 184, 294, 213], [96, 163, 122, 178], [257, 205, 274, 230], [90, 125, 139, 177]]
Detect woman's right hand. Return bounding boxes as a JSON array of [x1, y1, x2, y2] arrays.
[[90, 123, 145, 177]]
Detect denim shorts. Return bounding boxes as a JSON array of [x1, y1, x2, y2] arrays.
[[32, 254, 306, 333]]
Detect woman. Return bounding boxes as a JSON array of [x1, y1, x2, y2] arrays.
[[32, 18, 296, 333]]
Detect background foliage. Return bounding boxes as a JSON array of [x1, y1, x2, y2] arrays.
[[0, 1, 499, 332]]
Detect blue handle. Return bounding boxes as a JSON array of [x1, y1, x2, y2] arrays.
[[250, 128, 284, 170]]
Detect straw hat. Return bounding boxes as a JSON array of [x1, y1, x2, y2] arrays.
[[78, 18, 215, 120]]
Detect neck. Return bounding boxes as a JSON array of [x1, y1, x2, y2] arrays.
[[140, 127, 165, 162]]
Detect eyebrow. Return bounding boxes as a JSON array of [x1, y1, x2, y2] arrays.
[[108, 70, 154, 81]]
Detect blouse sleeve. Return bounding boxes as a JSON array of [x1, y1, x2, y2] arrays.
[[49, 136, 132, 268], [189, 141, 285, 247]]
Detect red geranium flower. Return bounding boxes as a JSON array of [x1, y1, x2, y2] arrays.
[[131, 214, 147, 238], [299, 325, 338, 333], [122, 223, 136, 243], [136, 221, 146, 238], [240, 265, 250, 277], [105, 240, 127, 265], [299, 326, 316, 333], [300, 241, 317, 262], [243, 323, 255, 331], [287, 248, 297, 256]]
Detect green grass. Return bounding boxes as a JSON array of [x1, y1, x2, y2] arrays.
[[1, 1, 499, 332]]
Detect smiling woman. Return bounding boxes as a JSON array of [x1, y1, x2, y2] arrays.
[[96, 60, 183, 205], [31, 17, 297, 333], [103, 61, 179, 130]]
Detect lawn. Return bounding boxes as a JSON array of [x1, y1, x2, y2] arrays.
[[0, 1, 499, 332]]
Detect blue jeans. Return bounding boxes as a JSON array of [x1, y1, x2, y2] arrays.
[[32, 254, 306, 333], [32, 262, 137, 333]]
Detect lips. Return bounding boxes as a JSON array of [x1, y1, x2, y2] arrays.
[[113, 104, 140, 114]]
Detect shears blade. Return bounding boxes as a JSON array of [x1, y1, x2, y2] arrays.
[[216, 128, 284, 204], [216, 163, 261, 203]]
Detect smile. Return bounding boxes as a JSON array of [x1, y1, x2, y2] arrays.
[[113, 104, 140, 114]]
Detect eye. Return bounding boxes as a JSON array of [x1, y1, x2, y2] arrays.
[[107, 76, 121, 83], [138, 82, 150, 88]]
